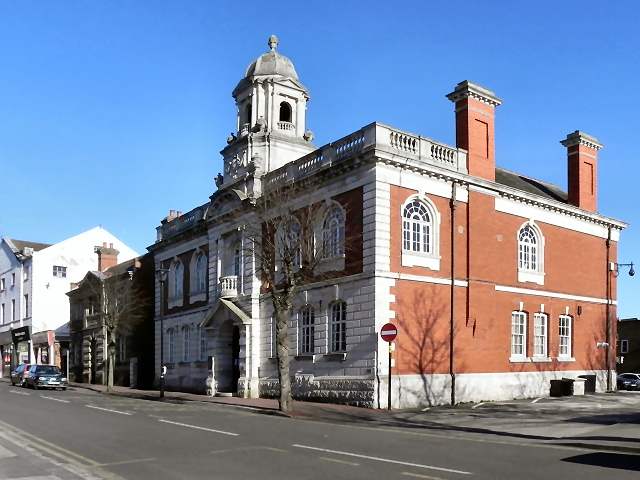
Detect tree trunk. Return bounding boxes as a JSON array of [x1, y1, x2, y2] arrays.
[[106, 330, 116, 392], [275, 309, 293, 411]]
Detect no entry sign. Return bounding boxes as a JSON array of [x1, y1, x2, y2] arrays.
[[380, 323, 398, 342]]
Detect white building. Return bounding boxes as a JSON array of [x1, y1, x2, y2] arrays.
[[0, 226, 138, 374]]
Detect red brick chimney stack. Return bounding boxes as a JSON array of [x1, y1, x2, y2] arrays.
[[561, 131, 602, 213], [97, 243, 120, 271], [446, 81, 503, 182]]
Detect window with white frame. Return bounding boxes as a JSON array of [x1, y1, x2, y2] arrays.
[[403, 200, 431, 253], [620, 339, 629, 354], [330, 301, 347, 353], [322, 205, 345, 259], [299, 306, 315, 355], [0, 278, 4, 290], [401, 197, 440, 269], [183, 327, 190, 362], [168, 329, 175, 363], [52, 266, 67, 278], [199, 327, 207, 361], [11, 299, 16, 322], [517, 223, 544, 285], [1, 303, 5, 324], [558, 315, 572, 358], [172, 261, 184, 298], [533, 313, 548, 357], [23, 294, 29, 319], [11, 273, 15, 285], [511, 311, 527, 360]]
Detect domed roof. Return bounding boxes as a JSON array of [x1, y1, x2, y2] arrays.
[[244, 36, 298, 80]]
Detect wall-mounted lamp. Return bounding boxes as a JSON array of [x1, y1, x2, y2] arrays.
[[596, 342, 610, 348], [610, 262, 635, 277]]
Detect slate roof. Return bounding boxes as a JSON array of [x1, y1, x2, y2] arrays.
[[495, 167, 568, 203], [4, 238, 52, 253]]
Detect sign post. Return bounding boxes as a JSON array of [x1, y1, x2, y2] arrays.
[[380, 323, 398, 410]]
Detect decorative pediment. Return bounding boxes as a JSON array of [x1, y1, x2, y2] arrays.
[[206, 189, 247, 220]]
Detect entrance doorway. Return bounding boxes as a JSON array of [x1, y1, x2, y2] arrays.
[[216, 321, 240, 394]]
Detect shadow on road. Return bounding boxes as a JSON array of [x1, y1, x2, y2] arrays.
[[562, 452, 640, 471]]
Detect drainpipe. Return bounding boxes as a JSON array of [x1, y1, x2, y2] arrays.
[[450, 182, 457, 405], [605, 226, 612, 391]]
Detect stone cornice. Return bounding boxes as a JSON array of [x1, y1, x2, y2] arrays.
[[446, 80, 503, 107], [374, 155, 627, 231], [560, 131, 603, 151]]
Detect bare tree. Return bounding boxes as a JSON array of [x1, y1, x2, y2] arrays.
[[97, 270, 147, 392], [244, 182, 358, 411]]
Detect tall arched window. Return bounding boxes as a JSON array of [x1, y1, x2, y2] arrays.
[[245, 104, 252, 126], [403, 200, 431, 253], [401, 196, 440, 270], [322, 206, 345, 258], [195, 253, 207, 292], [517, 222, 545, 285], [172, 261, 184, 298], [279, 102, 292, 122], [518, 226, 538, 271], [276, 218, 302, 270]]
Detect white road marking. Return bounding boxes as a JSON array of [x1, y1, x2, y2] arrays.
[[471, 402, 484, 409], [531, 397, 542, 404], [292, 444, 472, 475], [9, 390, 29, 396], [42, 396, 70, 403], [86, 405, 132, 415], [158, 419, 238, 436]]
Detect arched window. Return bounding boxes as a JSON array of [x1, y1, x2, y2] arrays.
[[277, 218, 302, 269], [279, 102, 292, 122], [517, 222, 545, 285], [172, 260, 184, 298], [518, 226, 538, 271], [401, 196, 440, 270], [403, 200, 431, 253], [322, 205, 345, 258], [195, 253, 207, 292], [245, 104, 252, 126], [299, 306, 315, 355]]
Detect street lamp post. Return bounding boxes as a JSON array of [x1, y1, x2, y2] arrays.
[[155, 268, 169, 398]]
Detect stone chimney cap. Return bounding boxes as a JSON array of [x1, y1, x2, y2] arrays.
[[446, 80, 503, 107], [560, 130, 603, 150]]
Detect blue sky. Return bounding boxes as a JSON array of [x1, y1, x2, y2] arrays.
[[1, 1, 638, 317]]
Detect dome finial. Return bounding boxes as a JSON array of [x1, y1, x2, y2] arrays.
[[268, 35, 278, 51]]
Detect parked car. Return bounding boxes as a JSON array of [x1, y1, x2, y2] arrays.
[[10, 364, 31, 387], [617, 373, 640, 391], [24, 365, 68, 390]]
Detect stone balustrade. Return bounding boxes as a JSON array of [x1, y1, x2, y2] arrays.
[[264, 122, 467, 189]]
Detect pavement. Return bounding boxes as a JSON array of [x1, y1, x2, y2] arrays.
[[62, 381, 640, 455], [3, 377, 640, 456]]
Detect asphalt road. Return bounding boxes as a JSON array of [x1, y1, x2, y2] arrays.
[[1, 384, 639, 480]]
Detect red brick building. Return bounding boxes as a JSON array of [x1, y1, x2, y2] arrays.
[[149, 38, 626, 407]]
